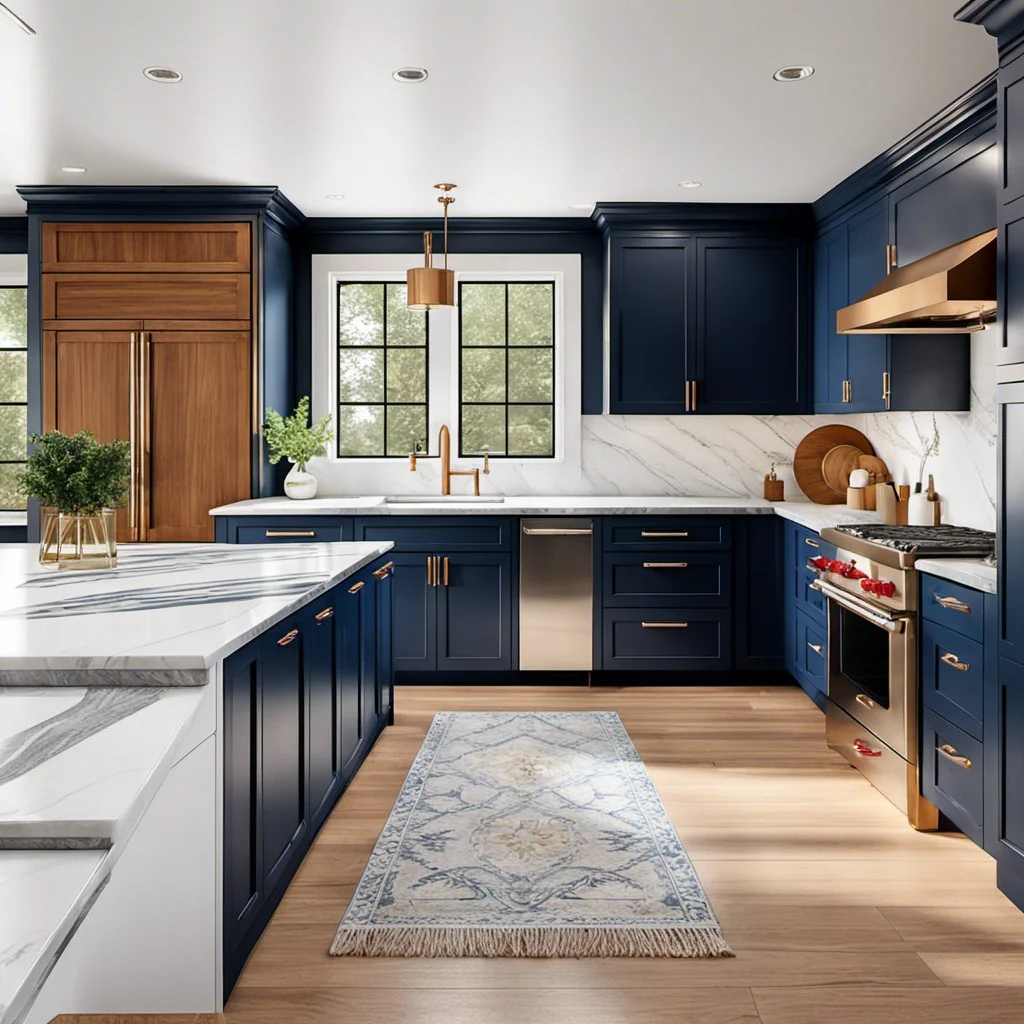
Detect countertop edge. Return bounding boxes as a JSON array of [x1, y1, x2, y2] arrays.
[[915, 557, 998, 595]]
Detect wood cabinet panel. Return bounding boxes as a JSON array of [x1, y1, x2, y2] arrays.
[[42, 329, 134, 543], [145, 331, 251, 542], [43, 273, 251, 320], [42, 222, 251, 272]]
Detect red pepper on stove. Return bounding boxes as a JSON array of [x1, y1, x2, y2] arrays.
[[877, 580, 896, 598], [811, 556, 831, 571], [861, 578, 879, 595], [846, 567, 868, 580], [829, 559, 850, 575]]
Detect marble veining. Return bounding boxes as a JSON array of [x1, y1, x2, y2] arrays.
[[0, 849, 110, 1024], [915, 557, 998, 595], [0, 542, 392, 675], [0, 687, 205, 845]]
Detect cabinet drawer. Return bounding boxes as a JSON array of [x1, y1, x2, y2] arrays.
[[921, 707, 984, 847], [921, 574, 984, 642], [602, 552, 731, 607], [921, 620, 984, 740], [794, 612, 827, 697], [42, 273, 252, 320], [355, 517, 512, 551], [221, 517, 352, 544], [603, 517, 731, 551], [601, 609, 731, 670], [796, 558, 828, 623]]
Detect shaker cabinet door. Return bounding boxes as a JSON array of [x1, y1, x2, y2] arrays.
[[436, 553, 513, 671], [306, 598, 341, 834], [692, 237, 806, 414], [608, 238, 690, 414]]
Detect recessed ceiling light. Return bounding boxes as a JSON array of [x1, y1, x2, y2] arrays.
[[60, 166, 87, 174], [392, 66, 428, 83], [678, 181, 702, 189], [0, 3, 35, 35], [773, 65, 814, 82], [325, 194, 346, 200], [143, 66, 183, 83]]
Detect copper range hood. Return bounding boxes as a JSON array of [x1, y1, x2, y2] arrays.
[[837, 228, 996, 334]]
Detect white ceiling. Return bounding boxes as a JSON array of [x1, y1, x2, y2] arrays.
[[0, 0, 997, 219]]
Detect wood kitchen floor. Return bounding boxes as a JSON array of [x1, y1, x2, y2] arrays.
[[226, 685, 1024, 1024]]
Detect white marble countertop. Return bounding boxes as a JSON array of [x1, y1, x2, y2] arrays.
[[0, 849, 110, 1024], [916, 557, 998, 595], [0, 687, 206, 847], [0, 542, 392, 682], [211, 494, 883, 532]]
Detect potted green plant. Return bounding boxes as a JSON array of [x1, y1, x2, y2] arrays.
[[21, 430, 132, 569], [263, 396, 334, 499]]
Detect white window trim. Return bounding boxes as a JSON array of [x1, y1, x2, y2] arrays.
[[310, 253, 583, 491]]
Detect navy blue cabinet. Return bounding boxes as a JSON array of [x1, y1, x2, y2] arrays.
[[692, 237, 807, 414], [222, 558, 392, 996], [996, 657, 1024, 909], [355, 518, 514, 677], [214, 516, 353, 544], [733, 516, 784, 672], [436, 553, 513, 671], [609, 237, 691, 414], [604, 216, 811, 416], [259, 616, 308, 897]]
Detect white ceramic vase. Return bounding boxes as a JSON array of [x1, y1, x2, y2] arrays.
[[284, 461, 318, 500]]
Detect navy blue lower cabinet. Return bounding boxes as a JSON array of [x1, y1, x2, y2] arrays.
[[358, 571, 380, 741], [390, 552, 438, 673], [436, 553, 513, 671], [259, 616, 308, 898], [997, 657, 1024, 911], [734, 516, 783, 672], [215, 516, 353, 544], [602, 551, 732, 608], [339, 572, 372, 780], [922, 706, 985, 849], [375, 562, 395, 724], [222, 642, 263, 990], [306, 596, 341, 834], [792, 612, 828, 708], [602, 609, 731, 671]]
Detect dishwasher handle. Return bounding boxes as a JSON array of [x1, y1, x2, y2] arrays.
[[521, 526, 593, 536]]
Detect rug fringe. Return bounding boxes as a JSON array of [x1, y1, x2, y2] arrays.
[[330, 926, 734, 959]]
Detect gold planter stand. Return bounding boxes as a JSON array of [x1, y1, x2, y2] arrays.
[[39, 509, 118, 570]]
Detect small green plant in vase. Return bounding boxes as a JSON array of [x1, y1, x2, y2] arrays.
[[21, 430, 132, 569], [263, 396, 334, 499]]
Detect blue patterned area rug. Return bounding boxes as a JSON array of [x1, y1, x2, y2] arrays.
[[330, 711, 732, 958]]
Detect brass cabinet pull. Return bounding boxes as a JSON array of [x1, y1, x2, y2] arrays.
[[643, 562, 689, 569], [842, 379, 851, 403], [128, 331, 140, 541], [277, 628, 299, 646], [882, 370, 891, 409], [940, 652, 970, 672], [348, 581, 365, 594], [426, 555, 436, 587], [641, 531, 689, 538], [936, 595, 972, 614], [937, 743, 972, 770], [685, 378, 691, 413], [641, 621, 689, 628], [443, 556, 450, 587], [315, 607, 334, 622], [373, 560, 395, 579], [804, 537, 820, 549], [855, 693, 876, 710], [807, 642, 824, 656], [139, 331, 152, 541], [688, 379, 698, 412], [266, 530, 316, 538]]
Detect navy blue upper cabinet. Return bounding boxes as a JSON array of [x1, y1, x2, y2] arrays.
[[692, 237, 807, 414], [813, 224, 850, 411], [890, 136, 997, 267], [609, 237, 691, 414], [600, 207, 812, 416]]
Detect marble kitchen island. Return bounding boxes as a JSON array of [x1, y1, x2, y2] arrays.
[[0, 541, 395, 1024]]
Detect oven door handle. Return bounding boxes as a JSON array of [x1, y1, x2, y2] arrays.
[[810, 579, 908, 634]]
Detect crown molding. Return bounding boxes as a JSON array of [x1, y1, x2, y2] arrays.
[[957, 0, 1024, 39], [813, 72, 997, 227], [590, 202, 813, 234]]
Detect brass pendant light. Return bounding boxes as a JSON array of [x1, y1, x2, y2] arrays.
[[407, 183, 457, 309]]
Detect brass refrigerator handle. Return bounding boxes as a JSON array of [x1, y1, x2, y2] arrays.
[[128, 331, 139, 541]]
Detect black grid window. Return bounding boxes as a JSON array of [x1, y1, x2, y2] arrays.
[[459, 281, 555, 458], [0, 286, 27, 511], [336, 281, 429, 457]]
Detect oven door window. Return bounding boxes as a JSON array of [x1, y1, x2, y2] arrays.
[[836, 605, 891, 709]]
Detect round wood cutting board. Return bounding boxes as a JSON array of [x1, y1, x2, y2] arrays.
[[793, 425, 875, 504]]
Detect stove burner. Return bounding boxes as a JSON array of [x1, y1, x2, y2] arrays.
[[832, 524, 996, 556]]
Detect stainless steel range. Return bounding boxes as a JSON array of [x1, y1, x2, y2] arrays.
[[813, 525, 996, 829]]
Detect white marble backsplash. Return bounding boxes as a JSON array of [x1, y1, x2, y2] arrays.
[[306, 337, 998, 532]]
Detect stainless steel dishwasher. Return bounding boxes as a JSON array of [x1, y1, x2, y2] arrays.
[[519, 518, 593, 671]]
